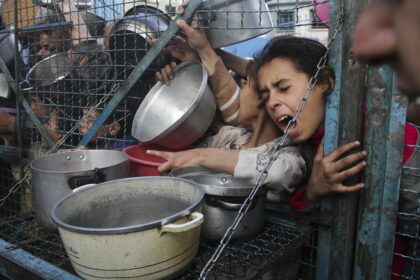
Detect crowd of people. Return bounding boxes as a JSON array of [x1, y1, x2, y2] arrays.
[[0, 0, 419, 277]]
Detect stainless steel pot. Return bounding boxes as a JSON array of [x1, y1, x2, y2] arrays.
[[52, 176, 204, 280], [132, 60, 216, 149], [20, 53, 76, 100], [109, 6, 170, 68], [30, 150, 130, 230], [198, 0, 273, 48], [172, 167, 267, 240], [0, 32, 20, 77]]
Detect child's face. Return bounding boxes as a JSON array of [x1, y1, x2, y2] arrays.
[[237, 77, 261, 124], [258, 57, 326, 143]]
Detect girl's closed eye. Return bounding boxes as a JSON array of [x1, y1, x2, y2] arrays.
[[278, 85, 291, 93]]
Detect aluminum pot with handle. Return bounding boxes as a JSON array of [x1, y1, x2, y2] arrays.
[[172, 166, 267, 240], [30, 150, 129, 231], [198, 0, 273, 48], [52, 176, 204, 280]]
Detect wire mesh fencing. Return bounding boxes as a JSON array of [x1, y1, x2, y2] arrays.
[[0, 0, 334, 279]]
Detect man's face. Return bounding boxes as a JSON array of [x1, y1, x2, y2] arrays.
[[352, 0, 420, 101]]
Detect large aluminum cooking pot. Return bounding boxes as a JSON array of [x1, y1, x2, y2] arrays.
[[132, 60, 216, 149], [30, 150, 129, 230], [172, 166, 267, 240], [52, 176, 204, 280], [198, 0, 273, 48]]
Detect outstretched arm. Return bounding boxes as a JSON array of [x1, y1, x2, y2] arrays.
[[147, 148, 239, 174]]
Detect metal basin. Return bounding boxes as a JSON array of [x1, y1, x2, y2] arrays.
[[132, 60, 216, 149], [199, 0, 273, 48]]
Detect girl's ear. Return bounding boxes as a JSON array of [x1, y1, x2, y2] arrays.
[[107, 122, 121, 136]]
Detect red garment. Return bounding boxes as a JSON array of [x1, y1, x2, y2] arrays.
[[288, 123, 419, 278]]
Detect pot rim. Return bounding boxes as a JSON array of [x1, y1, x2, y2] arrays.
[[51, 176, 205, 235], [172, 167, 268, 196], [26, 53, 74, 87], [134, 60, 209, 143], [30, 149, 128, 174]]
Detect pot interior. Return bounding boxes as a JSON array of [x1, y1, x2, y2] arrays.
[[30, 150, 128, 173], [133, 60, 206, 142], [53, 177, 204, 233]]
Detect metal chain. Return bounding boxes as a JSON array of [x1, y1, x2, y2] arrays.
[[0, 83, 120, 208], [199, 3, 345, 278]]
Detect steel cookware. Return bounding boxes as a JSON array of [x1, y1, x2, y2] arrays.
[[0, 32, 20, 78], [132, 60, 216, 149], [30, 150, 129, 230], [20, 53, 76, 101], [52, 176, 204, 280], [198, 0, 273, 48], [172, 166, 267, 240], [109, 5, 170, 68]]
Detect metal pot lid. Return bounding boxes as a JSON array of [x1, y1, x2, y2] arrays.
[[30, 150, 128, 173], [131, 60, 209, 143], [173, 167, 267, 197]]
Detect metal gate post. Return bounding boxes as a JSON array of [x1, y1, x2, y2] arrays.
[[353, 67, 406, 279], [316, 0, 366, 279]]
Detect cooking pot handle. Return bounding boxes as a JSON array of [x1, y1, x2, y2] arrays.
[[160, 212, 203, 234], [68, 168, 106, 190], [207, 196, 257, 211]]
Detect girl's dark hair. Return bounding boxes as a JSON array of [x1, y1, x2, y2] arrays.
[[253, 36, 335, 94]]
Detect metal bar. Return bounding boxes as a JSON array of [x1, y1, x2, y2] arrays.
[[0, 239, 79, 280], [0, 54, 55, 148], [20, 21, 73, 32], [316, 0, 366, 279], [13, 0, 24, 187], [353, 68, 406, 279], [79, 0, 204, 146]]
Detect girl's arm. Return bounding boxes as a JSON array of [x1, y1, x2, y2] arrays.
[[147, 148, 239, 175]]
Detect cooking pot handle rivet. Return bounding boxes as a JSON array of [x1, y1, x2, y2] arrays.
[[80, 155, 84, 159], [66, 156, 71, 160], [221, 177, 227, 183]]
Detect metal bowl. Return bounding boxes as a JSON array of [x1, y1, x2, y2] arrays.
[[131, 60, 216, 149], [199, 0, 273, 48]]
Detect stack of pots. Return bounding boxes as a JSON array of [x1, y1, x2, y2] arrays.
[[172, 167, 267, 240]]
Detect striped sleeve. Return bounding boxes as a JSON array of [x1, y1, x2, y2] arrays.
[[208, 57, 240, 125]]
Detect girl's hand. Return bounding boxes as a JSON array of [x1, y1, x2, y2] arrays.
[[155, 62, 177, 85], [146, 149, 204, 174], [303, 139, 367, 205], [175, 19, 211, 53]]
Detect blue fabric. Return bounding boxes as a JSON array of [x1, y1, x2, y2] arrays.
[[223, 36, 271, 59]]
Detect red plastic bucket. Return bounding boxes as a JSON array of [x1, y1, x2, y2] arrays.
[[122, 144, 176, 176]]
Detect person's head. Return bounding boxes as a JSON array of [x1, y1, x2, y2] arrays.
[[352, 0, 420, 101], [236, 61, 266, 125], [253, 36, 334, 143], [31, 28, 71, 65]]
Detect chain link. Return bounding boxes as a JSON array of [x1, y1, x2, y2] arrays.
[[199, 3, 345, 278], [0, 83, 121, 208]]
